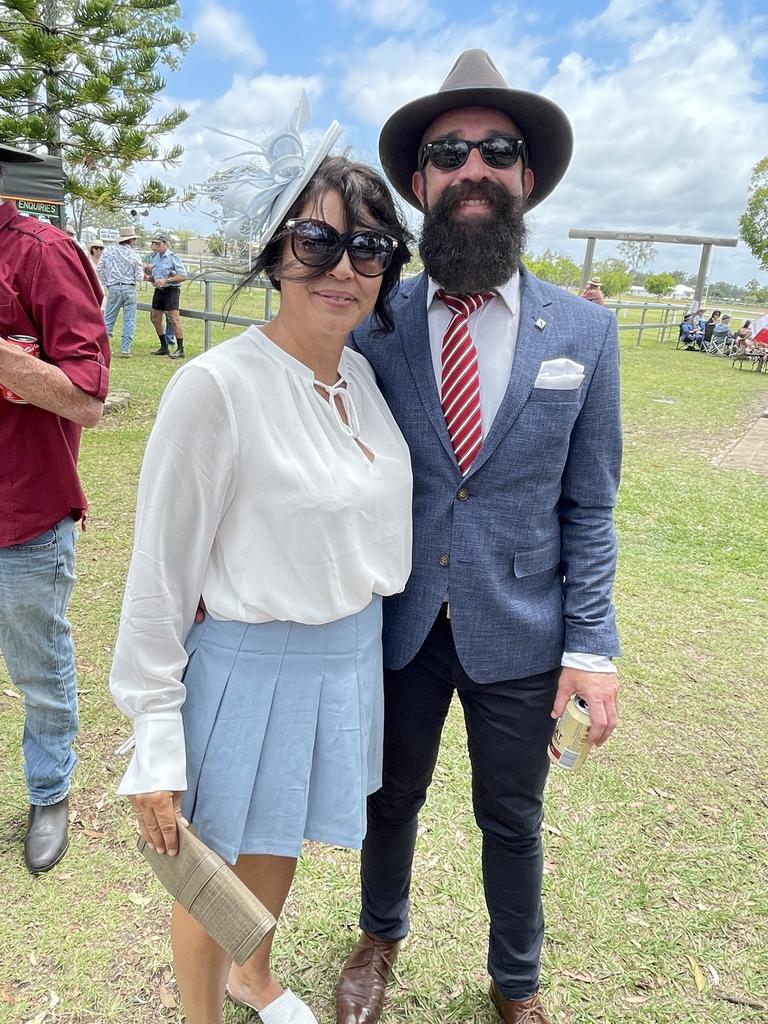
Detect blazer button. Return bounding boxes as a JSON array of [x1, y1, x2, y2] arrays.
[[457, 487, 470, 501], [438, 553, 450, 567]]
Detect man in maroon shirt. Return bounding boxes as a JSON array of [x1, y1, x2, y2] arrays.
[[0, 143, 110, 873]]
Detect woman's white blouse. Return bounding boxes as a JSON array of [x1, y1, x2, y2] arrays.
[[110, 326, 413, 794]]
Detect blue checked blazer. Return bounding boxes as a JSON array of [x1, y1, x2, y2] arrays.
[[352, 268, 622, 683]]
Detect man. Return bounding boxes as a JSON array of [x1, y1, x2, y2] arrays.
[[145, 233, 187, 359], [579, 277, 605, 304], [98, 227, 144, 357], [0, 142, 110, 874], [335, 50, 621, 1024]]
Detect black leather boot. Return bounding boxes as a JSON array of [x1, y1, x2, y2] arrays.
[[170, 340, 185, 360], [25, 796, 70, 874], [152, 335, 170, 355]]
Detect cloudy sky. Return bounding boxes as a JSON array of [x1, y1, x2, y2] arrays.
[[150, 0, 768, 285]]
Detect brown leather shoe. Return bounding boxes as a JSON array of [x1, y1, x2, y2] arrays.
[[490, 980, 551, 1024], [336, 932, 400, 1024]]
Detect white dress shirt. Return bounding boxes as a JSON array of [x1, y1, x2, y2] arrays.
[[427, 275, 616, 676], [110, 326, 413, 793]]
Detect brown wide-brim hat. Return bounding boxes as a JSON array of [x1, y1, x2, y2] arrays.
[[379, 49, 573, 210], [0, 142, 44, 163]]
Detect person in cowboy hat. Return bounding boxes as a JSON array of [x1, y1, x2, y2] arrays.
[[98, 226, 145, 357], [0, 141, 109, 874], [580, 277, 605, 304], [335, 49, 621, 1024]]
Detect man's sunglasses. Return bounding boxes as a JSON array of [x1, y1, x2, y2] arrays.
[[419, 136, 528, 172], [284, 219, 399, 278]]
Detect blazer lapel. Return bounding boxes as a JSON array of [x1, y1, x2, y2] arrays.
[[398, 274, 457, 462], [468, 269, 553, 477]]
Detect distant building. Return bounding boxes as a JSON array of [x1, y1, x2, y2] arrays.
[[183, 236, 210, 255], [629, 285, 648, 296], [672, 284, 695, 299]]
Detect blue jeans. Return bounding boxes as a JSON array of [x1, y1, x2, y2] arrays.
[[0, 517, 79, 805], [104, 284, 138, 353]]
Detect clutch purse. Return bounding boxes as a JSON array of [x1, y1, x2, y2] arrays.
[[138, 826, 275, 965]]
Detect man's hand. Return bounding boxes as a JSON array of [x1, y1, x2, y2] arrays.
[[551, 667, 619, 746], [155, 277, 166, 288], [129, 790, 187, 855]]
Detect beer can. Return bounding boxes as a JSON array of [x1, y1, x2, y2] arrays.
[[1, 334, 40, 404], [548, 695, 591, 771]]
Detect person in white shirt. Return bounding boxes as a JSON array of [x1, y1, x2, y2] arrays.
[[109, 150, 413, 1024], [98, 227, 144, 357]]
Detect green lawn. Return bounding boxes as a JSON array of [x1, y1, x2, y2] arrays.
[[1, 294, 767, 1024]]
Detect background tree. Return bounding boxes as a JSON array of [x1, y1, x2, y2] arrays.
[[0, 0, 193, 230], [593, 258, 632, 298], [740, 155, 768, 271], [617, 240, 658, 276], [525, 249, 581, 288], [644, 272, 676, 299]]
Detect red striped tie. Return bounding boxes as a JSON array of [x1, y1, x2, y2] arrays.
[[437, 290, 495, 474]]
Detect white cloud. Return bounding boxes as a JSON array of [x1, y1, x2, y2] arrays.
[[339, 15, 549, 126], [336, 0, 442, 32], [192, 1, 266, 67], [528, 7, 768, 281], [574, 0, 665, 41]]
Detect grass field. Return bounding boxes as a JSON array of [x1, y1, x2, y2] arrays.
[[1, 286, 767, 1024]]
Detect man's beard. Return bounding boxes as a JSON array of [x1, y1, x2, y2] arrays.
[[418, 180, 527, 293]]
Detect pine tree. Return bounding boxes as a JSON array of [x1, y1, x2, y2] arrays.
[[0, 0, 193, 224]]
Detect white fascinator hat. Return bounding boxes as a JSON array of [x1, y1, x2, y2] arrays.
[[199, 92, 342, 250]]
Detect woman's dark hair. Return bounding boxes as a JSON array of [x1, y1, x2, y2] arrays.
[[229, 155, 412, 334]]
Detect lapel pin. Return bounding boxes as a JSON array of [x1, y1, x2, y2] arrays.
[[534, 318, 547, 331]]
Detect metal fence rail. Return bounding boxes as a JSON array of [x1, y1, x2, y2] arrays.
[[136, 275, 762, 351]]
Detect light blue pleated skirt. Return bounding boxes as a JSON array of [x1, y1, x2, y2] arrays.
[[179, 597, 384, 864]]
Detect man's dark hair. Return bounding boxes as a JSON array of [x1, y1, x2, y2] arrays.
[[231, 156, 412, 334]]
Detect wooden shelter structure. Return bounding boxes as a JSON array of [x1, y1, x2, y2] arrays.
[[569, 229, 738, 308]]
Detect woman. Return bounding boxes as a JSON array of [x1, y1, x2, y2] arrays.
[[88, 239, 105, 306], [735, 319, 753, 353], [88, 238, 104, 271], [110, 155, 413, 1024]]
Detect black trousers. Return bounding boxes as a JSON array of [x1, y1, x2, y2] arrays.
[[359, 609, 559, 1000]]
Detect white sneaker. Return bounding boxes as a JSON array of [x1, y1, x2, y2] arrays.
[[226, 987, 318, 1024]]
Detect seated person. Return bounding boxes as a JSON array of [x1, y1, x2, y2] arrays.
[[678, 313, 702, 350], [735, 320, 753, 354], [704, 309, 721, 345], [712, 315, 734, 349]]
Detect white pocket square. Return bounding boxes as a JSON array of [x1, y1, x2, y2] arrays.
[[534, 358, 585, 390]]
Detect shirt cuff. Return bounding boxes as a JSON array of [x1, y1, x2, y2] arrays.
[[561, 651, 617, 674], [116, 712, 188, 795], [58, 355, 110, 401]]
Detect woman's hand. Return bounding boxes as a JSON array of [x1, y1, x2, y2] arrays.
[[129, 790, 187, 856]]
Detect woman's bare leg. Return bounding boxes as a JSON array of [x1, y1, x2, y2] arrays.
[[171, 901, 231, 1024], [227, 854, 298, 1008]]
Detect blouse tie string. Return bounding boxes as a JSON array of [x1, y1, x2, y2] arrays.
[[313, 378, 378, 460]]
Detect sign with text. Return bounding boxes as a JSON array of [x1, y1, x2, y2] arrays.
[[15, 199, 64, 228]]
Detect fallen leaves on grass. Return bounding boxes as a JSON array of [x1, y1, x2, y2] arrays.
[[127, 893, 153, 907], [685, 955, 706, 993], [24, 1011, 47, 1024], [158, 982, 177, 1010]]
